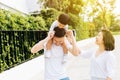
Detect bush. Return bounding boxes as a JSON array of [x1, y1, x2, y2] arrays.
[[68, 13, 89, 40], [0, 9, 46, 30], [39, 8, 60, 29], [0, 9, 48, 72], [0, 31, 47, 72]]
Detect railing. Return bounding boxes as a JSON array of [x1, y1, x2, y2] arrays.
[[0, 31, 48, 72]]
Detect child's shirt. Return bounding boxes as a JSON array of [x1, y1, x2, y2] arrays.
[[50, 20, 68, 31]]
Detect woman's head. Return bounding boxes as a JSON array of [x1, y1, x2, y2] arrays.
[[96, 29, 115, 51]]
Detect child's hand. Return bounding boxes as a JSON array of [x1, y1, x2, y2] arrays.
[[66, 30, 74, 38], [66, 30, 74, 44], [47, 31, 55, 40]]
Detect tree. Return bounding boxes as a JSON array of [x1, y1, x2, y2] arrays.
[[38, 0, 84, 15], [87, 0, 116, 29]]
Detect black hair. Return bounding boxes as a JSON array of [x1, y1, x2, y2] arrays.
[[54, 27, 66, 37], [101, 29, 115, 51]]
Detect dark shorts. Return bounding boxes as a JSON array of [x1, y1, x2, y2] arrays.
[[60, 77, 70, 80]]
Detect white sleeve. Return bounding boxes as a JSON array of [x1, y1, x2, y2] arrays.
[[79, 49, 95, 59], [50, 20, 69, 31], [49, 20, 58, 31], [64, 25, 68, 30], [106, 53, 116, 79]]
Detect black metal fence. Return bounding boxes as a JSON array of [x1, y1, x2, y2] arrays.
[[0, 31, 48, 72]]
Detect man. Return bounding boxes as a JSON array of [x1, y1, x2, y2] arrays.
[[31, 27, 78, 80]]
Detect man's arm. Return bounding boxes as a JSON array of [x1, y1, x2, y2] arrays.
[[31, 31, 54, 54], [31, 38, 49, 54]]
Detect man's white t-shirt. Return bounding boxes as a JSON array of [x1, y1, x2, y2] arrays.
[[44, 39, 72, 80], [50, 20, 68, 31], [79, 49, 116, 79]]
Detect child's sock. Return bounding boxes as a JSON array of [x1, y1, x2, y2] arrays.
[[62, 54, 68, 64]]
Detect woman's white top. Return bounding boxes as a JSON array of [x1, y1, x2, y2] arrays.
[[79, 49, 116, 79]]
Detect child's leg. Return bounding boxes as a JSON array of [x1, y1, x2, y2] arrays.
[[61, 39, 68, 64], [62, 53, 68, 64], [62, 46, 68, 64]]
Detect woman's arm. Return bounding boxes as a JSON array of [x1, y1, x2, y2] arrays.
[[66, 30, 94, 58], [66, 30, 80, 56]]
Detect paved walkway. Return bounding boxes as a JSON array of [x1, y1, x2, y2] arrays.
[[32, 35, 120, 80]]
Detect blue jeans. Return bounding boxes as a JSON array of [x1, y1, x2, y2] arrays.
[[91, 77, 106, 80], [60, 77, 70, 80]]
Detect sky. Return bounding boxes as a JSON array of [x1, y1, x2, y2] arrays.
[[113, 0, 120, 15]]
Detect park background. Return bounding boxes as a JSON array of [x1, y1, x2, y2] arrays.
[[0, 0, 120, 80]]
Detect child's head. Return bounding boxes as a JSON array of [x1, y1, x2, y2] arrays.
[[58, 13, 70, 28]]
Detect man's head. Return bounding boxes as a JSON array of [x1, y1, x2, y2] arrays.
[[58, 13, 70, 28], [53, 27, 66, 46]]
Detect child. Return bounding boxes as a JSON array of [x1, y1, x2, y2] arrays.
[[46, 13, 70, 64], [49, 13, 70, 31]]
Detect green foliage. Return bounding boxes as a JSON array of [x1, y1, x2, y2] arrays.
[[0, 9, 46, 30], [28, 16, 47, 30], [39, 8, 60, 29], [42, 0, 83, 15], [68, 13, 89, 40], [0, 9, 48, 72], [0, 31, 47, 72]]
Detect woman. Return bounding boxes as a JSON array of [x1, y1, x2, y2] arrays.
[[76, 29, 116, 80]]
